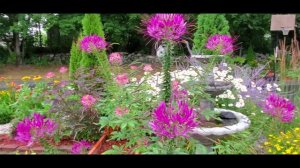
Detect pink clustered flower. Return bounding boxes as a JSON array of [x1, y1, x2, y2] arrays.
[[59, 66, 68, 73], [262, 93, 295, 123], [115, 107, 129, 117], [143, 64, 153, 72], [81, 94, 97, 109], [130, 65, 138, 70], [109, 52, 123, 65], [15, 113, 57, 146], [206, 34, 235, 55], [80, 35, 107, 53], [116, 73, 129, 85], [149, 101, 198, 139], [171, 80, 188, 101], [144, 14, 187, 42], [45, 72, 55, 79], [71, 140, 91, 154]]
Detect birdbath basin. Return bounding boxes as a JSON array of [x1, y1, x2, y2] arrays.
[[191, 108, 251, 136]]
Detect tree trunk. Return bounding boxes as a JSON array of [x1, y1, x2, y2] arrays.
[[14, 32, 21, 66], [38, 21, 42, 47]]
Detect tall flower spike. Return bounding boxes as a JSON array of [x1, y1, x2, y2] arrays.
[[262, 93, 295, 123], [80, 35, 107, 53], [143, 14, 187, 42]]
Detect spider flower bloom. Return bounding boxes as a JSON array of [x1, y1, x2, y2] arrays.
[[71, 140, 91, 154], [206, 34, 235, 55], [45, 72, 55, 79], [116, 73, 129, 85], [143, 64, 153, 72], [81, 94, 97, 109], [171, 80, 188, 101], [109, 52, 123, 65], [130, 65, 138, 70], [149, 101, 198, 139], [15, 113, 57, 146], [115, 107, 129, 117], [80, 35, 107, 53], [143, 14, 187, 42], [262, 93, 295, 123], [59, 66, 68, 73]]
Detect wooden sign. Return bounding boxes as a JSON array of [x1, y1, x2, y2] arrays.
[[270, 14, 296, 31]]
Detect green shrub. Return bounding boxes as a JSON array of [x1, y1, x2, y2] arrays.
[[192, 14, 230, 55], [69, 39, 82, 79], [245, 45, 257, 67], [0, 103, 13, 124]]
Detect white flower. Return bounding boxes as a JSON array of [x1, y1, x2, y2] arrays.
[[222, 104, 226, 107], [131, 78, 137, 82], [261, 110, 264, 113], [215, 98, 219, 102], [266, 83, 272, 91], [222, 63, 228, 67], [251, 81, 256, 88], [273, 83, 279, 87], [251, 113, 256, 116], [245, 95, 250, 98], [228, 103, 233, 107], [257, 87, 262, 91], [276, 88, 281, 92]]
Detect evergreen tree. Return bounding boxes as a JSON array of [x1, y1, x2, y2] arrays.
[[192, 14, 230, 55], [69, 40, 82, 79]]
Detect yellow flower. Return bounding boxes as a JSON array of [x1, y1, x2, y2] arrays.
[[292, 152, 298, 154], [264, 142, 270, 145], [295, 128, 300, 131], [285, 148, 292, 154], [54, 80, 60, 84], [268, 149, 272, 153], [33, 75, 42, 81], [22, 76, 31, 81], [293, 140, 299, 143]]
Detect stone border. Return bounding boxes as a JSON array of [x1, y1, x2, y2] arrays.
[[191, 108, 251, 136], [191, 55, 224, 59], [0, 123, 13, 135]]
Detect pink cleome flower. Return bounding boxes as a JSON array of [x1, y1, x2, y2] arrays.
[[115, 107, 129, 117], [59, 66, 68, 73], [206, 34, 235, 55], [15, 113, 57, 146], [143, 14, 187, 42], [149, 101, 198, 139], [80, 35, 107, 53], [45, 72, 55, 79], [109, 52, 123, 65], [81, 94, 97, 109], [71, 140, 91, 154], [130, 65, 138, 70], [116, 73, 129, 85], [143, 64, 153, 72], [262, 93, 295, 123]]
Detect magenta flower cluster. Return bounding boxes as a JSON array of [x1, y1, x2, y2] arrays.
[[71, 140, 91, 154], [81, 94, 97, 109], [206, 34, 235, 55], [144, 14, 187, 42], [15, 113, 57, 146], [262, 93, 295, 123], [109, 52, 123, 65], [149, 101, 198, 139], [80, 35, 107, 53], [171, 80, 188, 101]]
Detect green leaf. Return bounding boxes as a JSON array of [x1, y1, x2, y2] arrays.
[[195, 144, 208, 154]]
